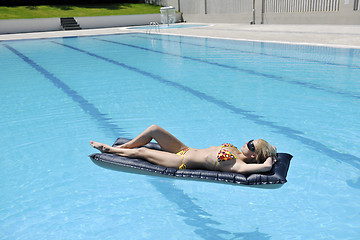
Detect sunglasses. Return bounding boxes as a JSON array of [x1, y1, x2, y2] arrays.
[[247, 140, 256, 152]]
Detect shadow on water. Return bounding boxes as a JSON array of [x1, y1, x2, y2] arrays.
[[150, 179, 271, 240], [346, 177, 360, 189]]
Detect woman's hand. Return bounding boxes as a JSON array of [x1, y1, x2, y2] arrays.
[[232, 155, 276, 174], [264, 156, 277, 169]]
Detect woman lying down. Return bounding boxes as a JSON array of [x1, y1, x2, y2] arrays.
[[90, 125, 277, 174]]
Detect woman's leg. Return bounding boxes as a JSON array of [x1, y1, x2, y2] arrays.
[[90, 141, 182, 168], [118, 125, 188, 153]]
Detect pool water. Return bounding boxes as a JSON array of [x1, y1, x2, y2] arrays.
[[1, 33, 359, 239]]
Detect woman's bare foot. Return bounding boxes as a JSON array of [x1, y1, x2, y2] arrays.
[[90, 141, 112, 153]]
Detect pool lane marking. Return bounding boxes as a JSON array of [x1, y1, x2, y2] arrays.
[[132, 33, 360, 69], [50, 40, 302, 135], [50, 40, 360, 169], [3, 44, 126, 139], [94, 36, 360, 101]]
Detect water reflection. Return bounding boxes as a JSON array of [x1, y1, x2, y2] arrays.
[[150, 179, 271, 240]]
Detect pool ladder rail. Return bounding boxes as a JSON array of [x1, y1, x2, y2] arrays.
[[146, 22, 160, 34]]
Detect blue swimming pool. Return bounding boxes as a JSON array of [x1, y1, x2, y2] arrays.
[[1, 33, 359, 239]]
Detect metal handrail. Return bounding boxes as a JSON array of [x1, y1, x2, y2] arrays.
[[146, 22, 160, 34]]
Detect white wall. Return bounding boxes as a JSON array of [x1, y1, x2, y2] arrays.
[[76, 13, 182, 29], [0, 18, 61, 34], [159, 0, 360, 24], [0, 13, 182, 34]]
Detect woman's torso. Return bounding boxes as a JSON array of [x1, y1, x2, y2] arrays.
[[184, 145, 243, 171]]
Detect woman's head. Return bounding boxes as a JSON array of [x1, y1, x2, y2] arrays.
[[254, 139, 277, 163], [242, 139, 276, 164]]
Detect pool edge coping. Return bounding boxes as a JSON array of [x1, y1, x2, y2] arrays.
[[1, 23, 360, 49]]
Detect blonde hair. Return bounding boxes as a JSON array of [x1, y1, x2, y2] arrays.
[[254, 139, 276, 164]]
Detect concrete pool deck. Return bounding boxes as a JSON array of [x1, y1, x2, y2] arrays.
[[1, 23, 360, 49]]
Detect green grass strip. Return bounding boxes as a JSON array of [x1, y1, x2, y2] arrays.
[[0, 3, 162, 19]]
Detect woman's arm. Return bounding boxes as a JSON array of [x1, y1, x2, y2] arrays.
[[231, 157, 275, 174]]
